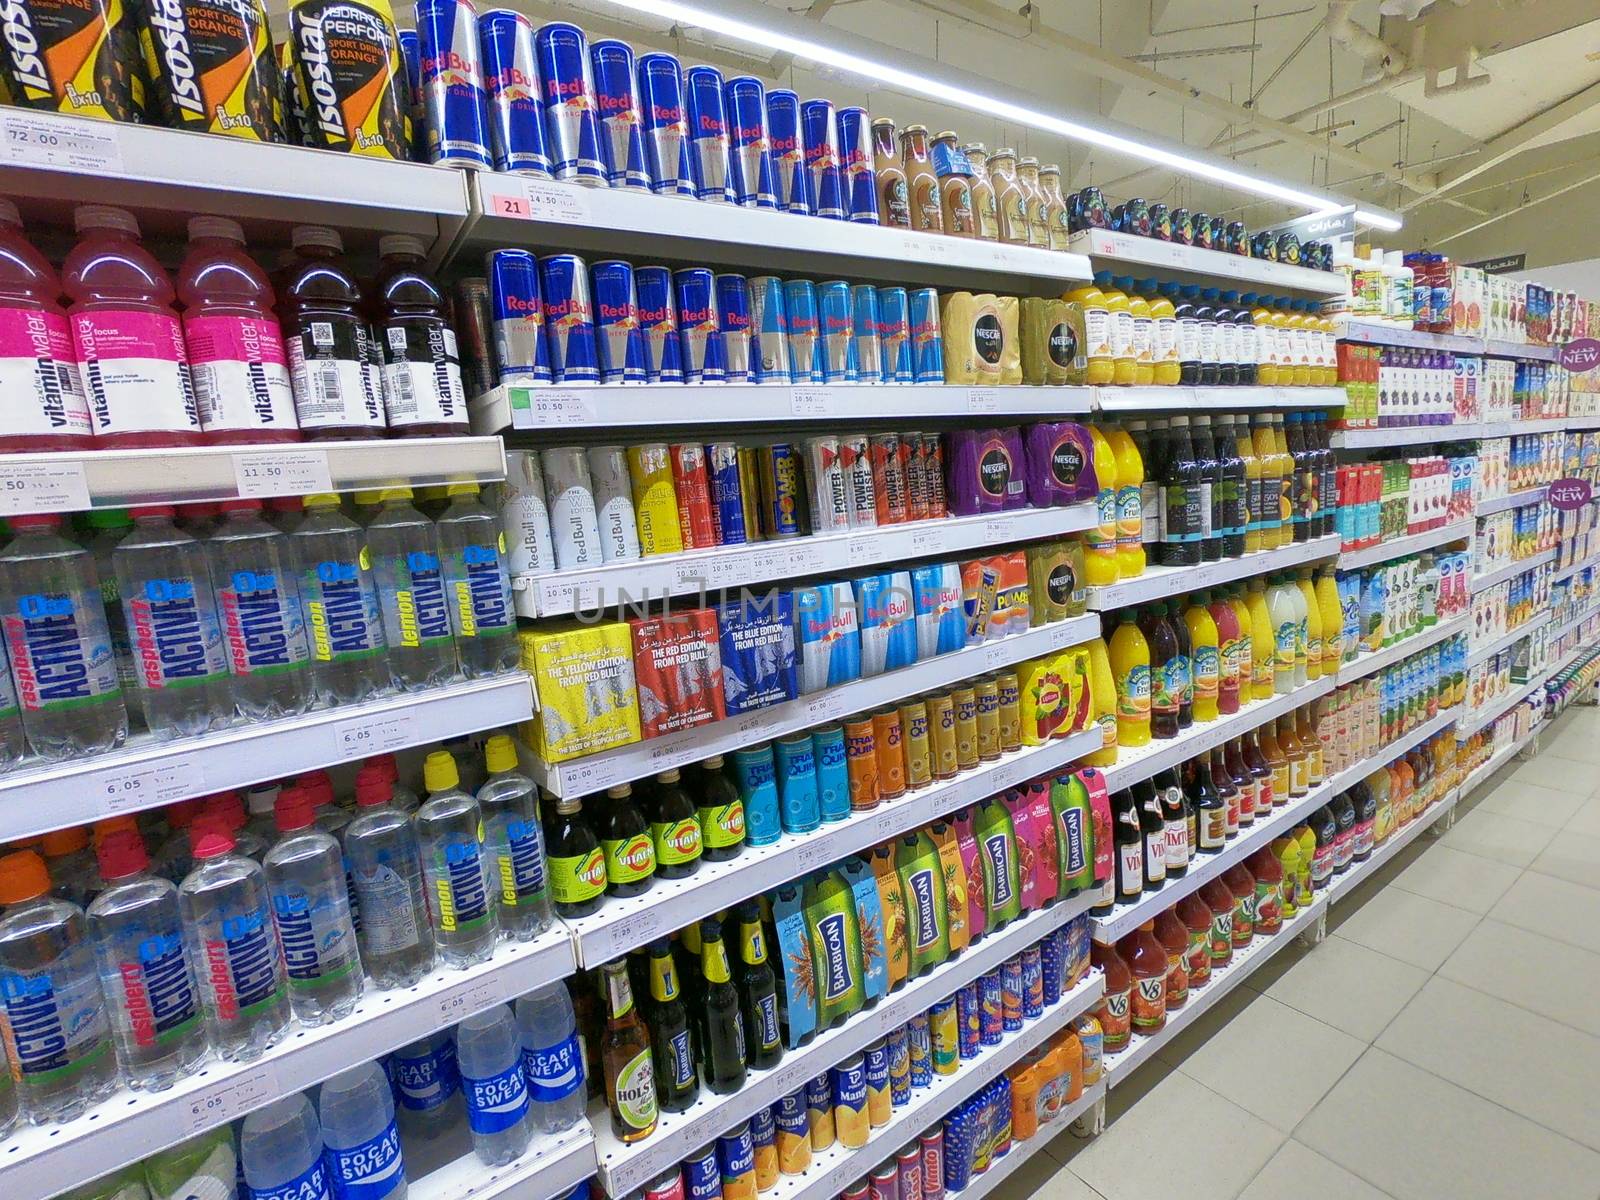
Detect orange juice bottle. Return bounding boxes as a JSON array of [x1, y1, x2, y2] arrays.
[[1257, 719, 1290, 803], [1084, 636, 1118, 766], [1086, 426, 1120, 584], [1108, 611, 1151, 747], [1098, 273, 1136, 386], [1245, 579, 1276, 702], [1286, 299, 1311, 388], [1298, 703, 1324, 787], [1066, 280, 1113, 385], [1250, 293, 1280, 386], [1297, 567, 1323, 682], [1106, 424, 1145, 578], [1149, 281, 1180, 385], [1183, 593, 1220, 724], [1318, 308, 1339, 385], [1269, 416, 1295, 548], [1316, 567, 1343, 673], [1227, 585, 1254, 702], [1250, 414, 1281, 549], [1124, 277, 1154, 386]]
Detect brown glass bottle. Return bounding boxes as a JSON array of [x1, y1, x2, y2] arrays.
[[900, 124, 944, 234], [1015, 156, 1051, 248], [870, 118, 911, 228], [1210, 747, 1240, 838], [1241, 730, 1275, 812], [645, 941, 699, 1112], [600, 960, 659, 1143], [1038, 164, 1073, 251], [961, 143, 1002, 242], [1222, 738, 1256, 828], [598, 783, 655, 897], [929, 131, 976, 238], [986, 147, 1030, 245]]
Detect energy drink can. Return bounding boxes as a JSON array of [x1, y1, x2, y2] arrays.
[[534, 21, 605, 184], [919, 1130, 945, 1200], [837, 105, 879, 224], [397, 27, 421, 139], [683, 1146, 721, 1200], [903, 430, 930, 522], [872, 709, 904, 799], [537, 254, 599, 383], [929, 998, 958, 1074], [1021, 944, 1043, 1018], [671, 443, 717, 549], [454, 277, 495, 397], [1001, 957, 1023, 1031], [839, 434, 877, 530], [806, 1072, 835, 1151], [843, 717, 878, 812], [724, 75, 777, 209], [586, 445, 641, 562], [995, 670, 1021, 751], [818, 280, 859, 383], [911, 563, 964, 659], [886, 1025, 911, 1105], [714, 274, 753, 383], [645, 1170, 686, 1200], [499, 450, 556, 575], [878, 288, 913, 384], [897, 1147, 921, 1200], [920, 434, 947, 516], [857, 571, 916, 676], [488, 248, 551, 383], [907, 1012, 931, 1087], [673, 267, 726, 384], [869, 1165, 899, 1200], [908, 288, 944, 383], [797, 583, 860, 691], [1039, 927, 1063, 1003], [478, 8, 550, 176], [975, 677, 1001, 761], [897, 699, 931, 789], [627, 443, 684, 556], [591, 260, 647, 384], [541, 446, 602, 569], [979, 968, 1003, 1044], [765, 89, 812, 214], [143, 0, 283, 140], [805, 436, 851, 534], [685, 64, 733, 202], [956, 981, 980, 1059], [634, 265, 685, 384], [417, 0, 492, 168], [800, 98, 845, 219], [749, 1108, 777, 1191], [832, 1055, 869, 1149], [775, 1090, 811, 1176], [863, 1038, 891, 1127], [926, 691, 957, 780], [869, 433, 909, 525], [637, 52, 695, 196], [756, 444, 803, 539], [812, 725, 850, 822], [747, 276, 791, 384], [718, 1123, 757, 1200], [736, 448, 764, 544], [952, 686, 978, 770], [288, 0, 411, 158], [852, 285, 883, 383], [590, 38, 650, 190], [705, 442, 748, 546], [773, 735, 819, 833], [782, 280, 822, 383]]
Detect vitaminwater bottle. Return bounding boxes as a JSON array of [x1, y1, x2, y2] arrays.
[[279, 226, 387, 439], [87, 831, 208, 1092], [113, 506, 234, 738], [365, 488, 457, 690], [264, 788, 362, 1025], [416, 750, 497, 967], [176, 217, 300, 444], [206, 499, 314, 719], [0, 850, 117, 1123], [0, 199, 91, 451], [178, 826, 292, 1061], [515, 981, 587, 1133], [294, 493, 392, 704], [372, 236, 468, 438], [63, 206, 202, 447], [391, 1033, 461, 1140], [457, 1003, 534, 1167], [478, 734, 552, 939], [343, 765, 435, 989], [436, 484, 519, 677], [319, 1062, 408, 1200], [0, 513, 128, 759], [240, 1094, 333, 1200]]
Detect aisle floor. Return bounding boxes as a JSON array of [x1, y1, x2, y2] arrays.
[[993, 704, 1600, 1200]]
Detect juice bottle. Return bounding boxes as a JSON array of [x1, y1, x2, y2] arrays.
[[1231, 290, 1257, 386], [1297, 568, 1322, 682], [1308, 806, 1336, 892], [1187, 753, 1226, 852], [1086, 425, 1120, 584], [1300, 701, 1325, 787], [1267, 575, 1299, 693], [1107, 424, 1145, 578], [1319, 308, 1339, 385], [1215, 415, 1248, 559], [869, 118, 912, 228], [1168, 600, 1193, 729], [1249, 293, 1280, 386], [1176, 892, 1212, 988], [1211, 746, 1239, 837], [1191, 415, 1222, 563], [1152, 909, 1188, 1010], [1172, 284, 1201, 386], [1271, 836, 1299, 918], [1223, 862, 1255, 948], [1245, 580, 1275, 702], [1249, 414, 1280, 549], [1193, 287, 1219, 387], [1158, 416, 1203, 568], [1248, 848, 1284, 934], [1316, 567, 1344, 672], [1292, 823, 1316, 904], [1279, 713, 1309, 798], [1331, 791, 1356, 874], [176, 217, 301, 445], [1288, 300, 1312, 388], [371, 236, 469, 438], [1090, 941, 1132, 1054], [1208, 590, 1242, 715], [1183, 594, 1220, 724], [1228, 585, 1255, 699], [1065, 279, 1113, 385], [1270, 416, 1296, 548], [1199, 877, 1235, 967], [1287, 572, 1310, 686], [1119, 922, 1168, 1036], [1148, 280, 1180, 385], [1242, 730, 1275, 812], [1084, 636, 1118, 766], [1099, 273, 1136, 386], [1224, 738, 1255, 827], [1122, 277, 1154, 386], [900, 125, 944, 234], [1211, 289, 1238, 387], [63, 205, 204, 448], [0, 200, 91, 451], [1108, 611, 1151, 748], [1257, 718, 1290, 803], [1140, 604, 1180, 741]]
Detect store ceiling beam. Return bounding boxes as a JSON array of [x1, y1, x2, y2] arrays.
[[1434, 164, 1600, 246], [766, 0, 841, 76]]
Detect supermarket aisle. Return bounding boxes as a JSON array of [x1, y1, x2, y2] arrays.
[[993, 704, 1600, 1200]]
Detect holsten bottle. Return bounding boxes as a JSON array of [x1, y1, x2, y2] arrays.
[[343, 765, 436, 989], [87, 830, 209, 1092], [457, 1003, 534, 1167], [294, 493, 392, 705], [365, 488, 457, 690], [239, 1094, 333, 1200], [416, 750, 498, 966], [0, 197, 91, 452], [435, 484, 520, 678], [478, 734, 552, 939], [515, 981, 587, 1134], [319, 1061, 408, 1200]]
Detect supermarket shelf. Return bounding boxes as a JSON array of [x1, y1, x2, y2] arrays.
[[1335, 522, 1471, 571], [0, 926, 576, 1198], [1552, 638, 1600, 677], [762, 970, 1105, 1200], [1084, 536, 1339, 611], [1551, 548, 1600, 584], [517, 504, 1098, 618], [0, 675, 534, 841], [1469, 549, 1556, 593], [1098, 678, 1338, 794], [1067, 229, 1344, 296], [589, 892, 1097, 1195], [950, 1082, 1106, 1200], [1467, 611, 1553, 668], [410, 1123, 597, 1200], [1335, 320, 1482, 354], [1459, 668, 1551, 739], [561, 726, 1103, 966], [1563, 415, 1600, 431], [470, 174, 1091, 292], [1338, 614, 1470, 685], [1458, 718, 1544, 799], [1091, 386, 1345, 412], [1103, 890, 1329, 1087], [1476, 486, 1550, 516], [1327, 793, 1457, 905], [1331, 424, 1478, 450], [1549, 599, 1600, 644], [0, 438, 507, 516], [1483, 340, 1559, 362], [526, 613, 1101, 798], [1323, 708, 1461, 798]]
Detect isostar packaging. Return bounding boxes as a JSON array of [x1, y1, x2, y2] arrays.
[[853, 570, 917, 677], [1019, 297, 1086, 385], [286, 0, 411, 158], [629, 608, 725, 738], [139, 0, 284, 140], [960, 557, 999, 643], [1023, 422, 1097, 507], [795, 581, 861, 694], [988, 552, 1030, 640], [910, 562, 965, 658], [939, 292, 1020, 385], [0, 0, 144, 122], [716, 590, 798, 713], [518, 622, 641, 761]]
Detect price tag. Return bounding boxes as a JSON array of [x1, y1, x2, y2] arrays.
[[807, 691, 848, 724], [0, 461, 90, 515], [332, 711, 415, 760], [184, 1064, 278, 1134], [847, 538, 877, 567], [983, 644, 1008, 672], [907, 529, 938, 558], [436, 976, 503, 1025], [491, 180, 590, 225], [968, 388, 1002, 414], [904, 235, 951, 260], [1, 111, 123, 172], [233, 449, 332, 498], [796, 835, 838, 873], [98, 756, 204, 816], [983, 519, 1008, 543], [524, 389, 596, 426], [604, 908, 666, 957], [791, 387, 836, 417]]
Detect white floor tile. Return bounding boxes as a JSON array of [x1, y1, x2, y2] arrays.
[[1530, 827, 1600, 891], [1330, 885, 1480, 972], [987, 1145, 1105, 1200], [1256, 933, 1430, 1043], [1562, 795, 1600, 838], [1471, 777, 1589, 826], [1236, 1139, 1392, 1200], [1440, 918, 1600, 1038], [1504, 753, 1599, 796], [1386, 843, 1522, 914], [1438, 807, 1557, 867], [1488, 869, 1600, 954]]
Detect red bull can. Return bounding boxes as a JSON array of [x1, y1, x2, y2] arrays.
[[634, 266, 684, 383], [870, 433, 909, 525], [714, 273, 753, 383], [747, 276, 790, 384], [878, 287, 913, 384], [590, 39, 650, 191], [418, 0, 492, 169], [837, 105, 879, 224], [478, 9, 551, 176], [805, 436, 850, 534], [591, 260, 648, 383], [766, 89, 813, 215], [672, 443, 718, 548], [919, 1130, 945, 1200], [757, 444, 803, 539], [637, 52, 695, 197], [801, 98, 846, 219], [398, 29, 423, 153], [851, 285, 883, 383], [819, 280, 859, 383], [487, 248, 552, 383], [537, 254, 599, 382], [534, 21, 606, 185], [724, 75, 777, 210], [909, 288, 944, 384], [920, 433, 947, 516], [783, 280, 822, 383], [674, 268, 726, 383], [685, 65, 733, 203], [706, 442, 748, 545], [840, 433, 877, 530]]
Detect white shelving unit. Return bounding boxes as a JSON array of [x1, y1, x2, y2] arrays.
[[1091, 386, 1344, 411], [946, 1081, 1106, 1200], [1469, 549, 1556, 593], [1483, 340, 1560, 362], [1331, 421, 1566, 451], [1084, 536, 1338, 611], [1337, 615, 1470, 686], [1067, 229, 1344, 296], [1326, 792, 1458, 905], [1476, 486, 1550, 516], [1548, 599, 1600, 644], [1459, 670, 1551, 738], [1551, 548, 1600, 584], [408, 1124, 597, 1200], [1466, 611, 1553, 668], [1335, 320, 1482, 354], [1336, 521, 1472, 571]]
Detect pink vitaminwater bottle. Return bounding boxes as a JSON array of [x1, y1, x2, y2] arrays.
[[0, 199, 92, 452], [63, 206, 204, 448], [177, 217, 301, 444]]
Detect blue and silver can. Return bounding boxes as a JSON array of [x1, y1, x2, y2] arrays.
[[683, 1144, 721, 1200], [886, 1025, 911, 1106], [1001, 957, 1023, 1032], [724, 75, 777, 209], [685, 65, 733, 202], [636, 52, 695, 196], [534, 21, 606, 185], [487, 248, 551, 383], [590, 39, 650, 190], [800, 98, 845, 219], [673, 267, 725, 383], [478, 9, 550, 176], [908, 287, 944, 383], [1039, 925, 1063, 1004], [818, 280, 859, 383], [765, 88, 813, 215], [907, 1012, 932, 1087], [877, 287, 913, 383], [633, 266, 684, 383], [537, 254, 599, 383], [590, 260, 648, 384], [957, 981, 981, 1059], [850, 284, 882, 383], [747, 276, 790, 385], [706, 442, 748, 546], [782, 279, 822, 383], [714, 273, 752, 383], [398, 28, 424, 157], [836, 105, 878, 224], [417, 0, 492, 169]]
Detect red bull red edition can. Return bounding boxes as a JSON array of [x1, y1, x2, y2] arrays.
[[478, 9, 550, 176], [747, 276, 790, 384], [714, 274, 753, 383], [878, 287, 913, 383], [783, 280, 823, 383], [417, 0, 491, 168], [685, 65, 733, 203], [590, 39, 650, 191], [538, 254, 600, 383], [765, 89, 813, 215], [851, 285, 883, 383], [909, 288, 944, 383], [819, 281, 859, 383], [488, 248, 552, 383], [724, 75, 777, 209], [837, 106, 880, 224], [636, 52, 694, 197], [534, 21, 605, 185], [634, 266, 684, 383], [674, 268, 726, 383], [801, 99, 846, 219], [591, 260, 648, 383]]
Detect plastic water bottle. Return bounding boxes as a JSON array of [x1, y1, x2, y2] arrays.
[[177, 826, 291, 1061], [141, 1126, 235, 1200], [263, 787, 362, 1025], [112, 506, 233, 738], [365, 489, 458, 691], [372, 236, 468, 439], [320, 1061, 407, 1200], [244, 782, 282, 843], [151, 800, 199, 885], [0, 849, 117, 1123], [206, 499, 314, 720], [435, 485, 519, 678], [293, 494, 392, 705], [0, 1051, 16, 1138], [456, 1003, 533, 1166], [0, 197, 91, 452], [369, 752, 418, 813], [441, 733, 488, 794], [478, 735, 552, 940], [389, 1032, 461, 1140], [85, 508, 142, 727], [0, 633, 22, 770], [200, 791, 269, 861], [343, 765, 435, 989], [415, 751, 497, 967], [86, 830, 208, 1091], [239, 1093, 333, 1200], [515, 982, 586, 1133], [41, 827, 97, 908], [0, 513, 128, 759]]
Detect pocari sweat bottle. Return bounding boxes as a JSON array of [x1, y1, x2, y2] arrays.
[[435, 484, 519, 678], [206, 499, 314, 719], [319, 1061, 407, 1200], [515, 982, 586, 1133], [478, 734, 552, 940], [456, 1003, 533, 1167], [293, 493, 392, 705], [178, 826, 291, 1061], [86, 830, 208, 1091], [0, 849, 117, 1123], [342, 765, 435, 989], [389, 1032, 460, 1140], [365, 488, 457, 690], [415, 751, 497, 967], [240, 1093, 334, 1200], [263, 787, 362, 1025], [0, 512, 127, 759]]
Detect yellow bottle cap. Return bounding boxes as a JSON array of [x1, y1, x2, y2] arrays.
[[484, 734, 518, 775], [352, 490, 384, 506], [381, 487, 415, 502], [303, 493, 341, 509], [447, 482, 480, 498], [423, 750, 460, 793]]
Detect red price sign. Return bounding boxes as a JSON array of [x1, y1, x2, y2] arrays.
[[1549, 477, 1593, 511]]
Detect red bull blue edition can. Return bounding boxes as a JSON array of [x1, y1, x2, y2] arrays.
[[534, 21, 605, 184], [634, 266, 684, 383], [685, 64, 733, 203], [591, 260, 648, 383], [747, 276, 791, 384], [416, 0, 491, 168], [783, 280, 823, 383], [590, 38, 650, 190], [714, 274, 753, 383], [478, 9, 550, 176], [537, 254, 599, 383], [819, 280, 859, 383], [909, 288, 944, 383], [837, 105, 879, 224], [851, 284, 883, 383], [673, 267, 726, 383], [487, 248, 552, 383], [765, 89, 813, 214], [724, 75, 777, 209], [878, 287, 913, 383], [637, 52, 695, 196], [800, 98, 846, 219], [706, 443, 748, 545]]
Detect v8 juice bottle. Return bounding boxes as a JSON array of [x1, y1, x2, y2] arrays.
[[0, 199, 91, 451], [279, 226, 388, 439], [372, 236, 468, 437], [64, 206, 203, 448]]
